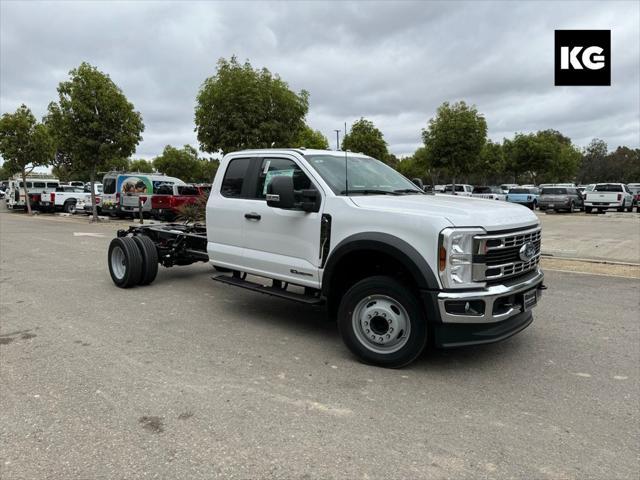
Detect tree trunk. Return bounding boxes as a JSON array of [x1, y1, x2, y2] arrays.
[[22, 170, 32, 215], [90, 168, 98, 222]]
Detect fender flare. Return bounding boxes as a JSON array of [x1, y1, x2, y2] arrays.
[[321, 232, 440, 297]]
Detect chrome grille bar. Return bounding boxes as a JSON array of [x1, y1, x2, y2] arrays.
[[473, 225, 542, 282]]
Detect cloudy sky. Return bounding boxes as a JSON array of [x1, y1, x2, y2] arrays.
[[1, 0, 638, 160]]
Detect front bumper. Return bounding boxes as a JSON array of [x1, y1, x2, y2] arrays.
[[426, 269, 544, 347]]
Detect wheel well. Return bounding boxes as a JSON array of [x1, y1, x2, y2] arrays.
[[325, 249, 418, 318]]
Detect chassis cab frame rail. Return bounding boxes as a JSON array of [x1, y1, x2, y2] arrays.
[[117, 223, 209, 267]]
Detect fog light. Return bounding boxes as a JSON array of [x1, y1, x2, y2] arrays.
[[445, 300, 485, 316]]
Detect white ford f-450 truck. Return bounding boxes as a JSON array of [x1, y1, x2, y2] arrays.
[[108, 149, 544, 367]]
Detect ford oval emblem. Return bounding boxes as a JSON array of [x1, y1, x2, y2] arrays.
[[519, 242, 536, 262]]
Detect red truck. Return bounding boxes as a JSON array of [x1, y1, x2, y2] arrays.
[[151, 184, 210, 221]]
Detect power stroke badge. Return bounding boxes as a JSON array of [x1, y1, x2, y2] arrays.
[[554, 30, 611, 86]]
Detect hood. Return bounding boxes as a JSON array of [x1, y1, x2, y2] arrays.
[[349, 194, 539, 231]]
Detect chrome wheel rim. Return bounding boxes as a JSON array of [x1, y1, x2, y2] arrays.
[[111, 246, 126, 280], [352, 294, 411, 354]]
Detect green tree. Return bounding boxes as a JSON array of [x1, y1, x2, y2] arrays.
[[503, 130, 581, 184], [422, 101, 487, 191], [195, 56, 309, 154], [294, 125, 329, 149], [46, 62, 144, 221], [396, 156, 424, 180], [342, 118, 390, 163], [154, 145, 201, 182], [198, 158, 220, 183], [578, 138, 608, 183], [0, 162, 12, 180], [0, 105, 54, 214], [129, 158, 155, 173], [474, 140, 505, 184], [612, 147, 640, 183], [503, 133, 542, 183]]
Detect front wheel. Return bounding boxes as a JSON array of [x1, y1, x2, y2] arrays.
[[585, 206, 593, 213], [337, 276, 427, 368]]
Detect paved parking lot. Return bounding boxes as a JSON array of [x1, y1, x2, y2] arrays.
[[1, 207, 638, 479], [536, 210, 640, 264]]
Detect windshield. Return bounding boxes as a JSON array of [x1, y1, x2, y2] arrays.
[[444, 185, 466, 192], [541, 188, 567, 195], [472, 186, 492, 194], [304, 154, 421, 195], [594, 184, 622, 192]]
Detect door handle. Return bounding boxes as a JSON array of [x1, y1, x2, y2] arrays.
[[244, 212, 261, 221]]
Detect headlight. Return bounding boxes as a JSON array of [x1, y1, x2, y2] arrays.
[[438, 227, 486, 289]]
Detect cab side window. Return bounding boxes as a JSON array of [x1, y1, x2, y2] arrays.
[[255, 158, 312, 200], [221, 158, 251, 198]]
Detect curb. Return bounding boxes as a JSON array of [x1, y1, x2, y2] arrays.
[[540, 253, 640, 267]]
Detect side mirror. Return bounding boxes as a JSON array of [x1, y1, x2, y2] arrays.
[[412, 178, 424, 190], [266, 176, 295, 209], [299, 189, 320, 213]]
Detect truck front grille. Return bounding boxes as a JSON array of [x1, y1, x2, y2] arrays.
[[472, 226, 542, 282]]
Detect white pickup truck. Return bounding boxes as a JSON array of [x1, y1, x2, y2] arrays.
[[584, 183, 634, 213], [107, 149, 545, 367], [39, 185, 91, 214]]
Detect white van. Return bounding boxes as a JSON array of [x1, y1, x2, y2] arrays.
[[100, 172, 186, 216], [6, 174, 60, 210]]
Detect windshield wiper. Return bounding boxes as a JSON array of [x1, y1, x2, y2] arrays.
[[340, 189, 400, 195], [393, 189, 424, 194]]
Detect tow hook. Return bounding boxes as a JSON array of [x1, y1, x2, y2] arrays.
[[538, 284, 548, 290]]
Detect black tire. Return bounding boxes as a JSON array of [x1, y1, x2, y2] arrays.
[[626, 203, 633, 212], [569, 201, 575, 213], [108, 237, 143, 288], [617, 201, 625, 212], [133, 235, 159, 285], [64, 201, 76, 214], [585, 206, 593, 213], [337, 275, 427, 368]]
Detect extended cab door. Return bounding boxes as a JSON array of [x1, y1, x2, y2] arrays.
[[240, 155, 324, 288], [206, 156, 256, 270]]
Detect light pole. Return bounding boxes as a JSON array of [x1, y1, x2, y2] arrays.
[[334, 129, 340, 151]]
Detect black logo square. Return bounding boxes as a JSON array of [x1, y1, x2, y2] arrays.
[[555, 30, 610, 86]]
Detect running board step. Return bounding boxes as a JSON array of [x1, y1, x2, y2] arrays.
[[212, 274, 323, 305]]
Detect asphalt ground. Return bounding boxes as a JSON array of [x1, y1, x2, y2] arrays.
[[1, 207, 638, 479], [536, 210, 640, 264]]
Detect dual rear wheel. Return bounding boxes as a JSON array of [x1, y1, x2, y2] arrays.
[[108, 235, 158, 288]]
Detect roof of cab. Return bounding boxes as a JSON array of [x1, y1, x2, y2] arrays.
[[226, 148, 371, 158]]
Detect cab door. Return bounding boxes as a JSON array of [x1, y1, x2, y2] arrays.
[[206, 156, 256, 270], [240, 155, 325, 288]]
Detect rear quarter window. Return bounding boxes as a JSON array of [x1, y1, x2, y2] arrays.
[[221, 158, 251, 198]]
